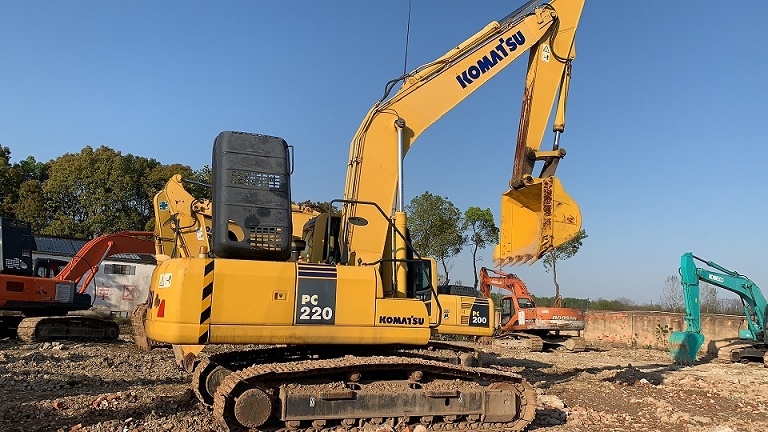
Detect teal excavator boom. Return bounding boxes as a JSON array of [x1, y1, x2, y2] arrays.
[[669, 252, 768, 364]]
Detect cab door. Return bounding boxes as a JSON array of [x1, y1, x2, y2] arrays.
[[500, 297, 514, 327]]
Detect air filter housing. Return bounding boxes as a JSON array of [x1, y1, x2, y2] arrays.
[[212, 131, 292, 261]]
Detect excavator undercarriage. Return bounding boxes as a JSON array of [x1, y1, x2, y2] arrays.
[[491, 330, 587, 352], [191, 345, 535, 432]]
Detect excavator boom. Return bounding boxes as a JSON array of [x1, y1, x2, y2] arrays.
[[54, 231, 156, 293], [343, 0, 584, 267]]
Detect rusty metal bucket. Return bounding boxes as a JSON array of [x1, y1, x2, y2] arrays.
[[494, 176, 581, 266], [668, 331, 705, 364]]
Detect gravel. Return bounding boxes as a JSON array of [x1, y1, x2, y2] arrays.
[[0, 336, 766, 432]]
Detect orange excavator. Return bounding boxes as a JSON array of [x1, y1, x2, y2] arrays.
[[479, 267, 586, 351], [0, 217, 156, 342]]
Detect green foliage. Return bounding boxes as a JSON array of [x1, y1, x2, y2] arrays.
[[17, 156, 49, 183], [0, 143, 199, 237], [43, 146, 156, 237], [0, 146, 22, 216], [489, 292, 504, 307], [541, 228, 588, 300], [13, 180, 46, 232], [406, 192, 465, 283], [542, 228, 588, 272], [295, 200, 339, 215], [463, 207, 499, 288], [531, 295, 652, 311]]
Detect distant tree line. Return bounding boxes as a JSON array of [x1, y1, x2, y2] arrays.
[[659, 274, 744, 315], [0, 145, 208, 238]]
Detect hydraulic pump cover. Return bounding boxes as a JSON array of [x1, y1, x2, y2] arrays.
[[0, 217, 35, 276], [212, 131, 293, 261]]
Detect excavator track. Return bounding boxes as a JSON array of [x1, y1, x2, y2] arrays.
[[212, 355, 536, 432], [131, 304, 155, 351], [193, 344, 486, 408], [560, 336, 587, 352], [193, 346, 336, 407], [16, 316, 119, 343], [494, 333, 545, 352], [716, 343, 752, 363]]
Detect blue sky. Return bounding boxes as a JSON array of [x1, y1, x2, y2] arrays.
[[1, 1, 766, 304]]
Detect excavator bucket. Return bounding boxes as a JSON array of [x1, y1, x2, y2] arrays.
[[668, 331, 705, 364], [495, 176, 581, 266]]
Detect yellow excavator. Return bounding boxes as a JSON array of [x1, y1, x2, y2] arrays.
[[142, 0, 584, 430]]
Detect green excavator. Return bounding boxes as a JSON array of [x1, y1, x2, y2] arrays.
[[669, 252, 767, 365]]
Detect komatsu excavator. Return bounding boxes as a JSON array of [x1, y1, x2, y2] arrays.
[[0, 217, 155, 342], [143, 1, 585, 430], [669, 252, 768, 365], [479, 267, 586, 351]]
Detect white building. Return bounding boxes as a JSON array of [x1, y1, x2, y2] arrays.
[[33, 235, 156, 317]]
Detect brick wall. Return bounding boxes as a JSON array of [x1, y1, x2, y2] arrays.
[[583, 311, 748, 354]]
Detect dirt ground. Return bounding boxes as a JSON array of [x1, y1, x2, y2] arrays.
[[0, 332, 765, 432]]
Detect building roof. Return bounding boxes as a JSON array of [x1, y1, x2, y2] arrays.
[[33, 235, 156, 265], [33, 236, 88, 256]]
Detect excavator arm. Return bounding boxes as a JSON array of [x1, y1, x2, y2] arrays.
[[342, 0, 584, 268], [479, 267, 533, 300], [153, 174, 214, 259], [670, 252, 768, 363], [54, 231, 156, 294]]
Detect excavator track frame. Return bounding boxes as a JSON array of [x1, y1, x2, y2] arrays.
[[494, 332, 545, 352], [212, 355, 536, 432], [16, 316, 119, 343], [193, 343, 487, 408], [192, 346, 340, 407]]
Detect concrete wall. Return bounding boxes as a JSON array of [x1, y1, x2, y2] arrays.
[[583, 310, 749, 354]]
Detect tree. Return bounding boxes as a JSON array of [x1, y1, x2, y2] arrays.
[[660, 274, 684, 312], [295, 200, 338, 215], [700, 283, 719, 314], [462, 207, 499, 288], [719, 297, 744, 315], [541, 228, 587, 305], [16, 155, 49, 183], [42, 145, 194, 238], [0, 146, 22, 217], [489, 292, 504, 307], [406, 192, 465, 284], [12, 180, 46, 232]]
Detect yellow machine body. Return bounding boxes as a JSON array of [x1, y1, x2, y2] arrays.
[[145, 258, 433, 346], [428, 293, 495, 337]]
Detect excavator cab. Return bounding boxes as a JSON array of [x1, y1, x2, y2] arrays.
[[496, 176, 581, 266], [33, 259, 69, 279]]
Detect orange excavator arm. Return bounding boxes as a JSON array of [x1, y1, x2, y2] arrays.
[[54, 232, 157, 294], [479, 267, 533, 300]]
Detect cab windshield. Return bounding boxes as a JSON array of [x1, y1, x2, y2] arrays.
[[517, 298, 535, 308]]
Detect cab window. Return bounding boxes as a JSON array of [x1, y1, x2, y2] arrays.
[[517, 298, 535, 309]]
